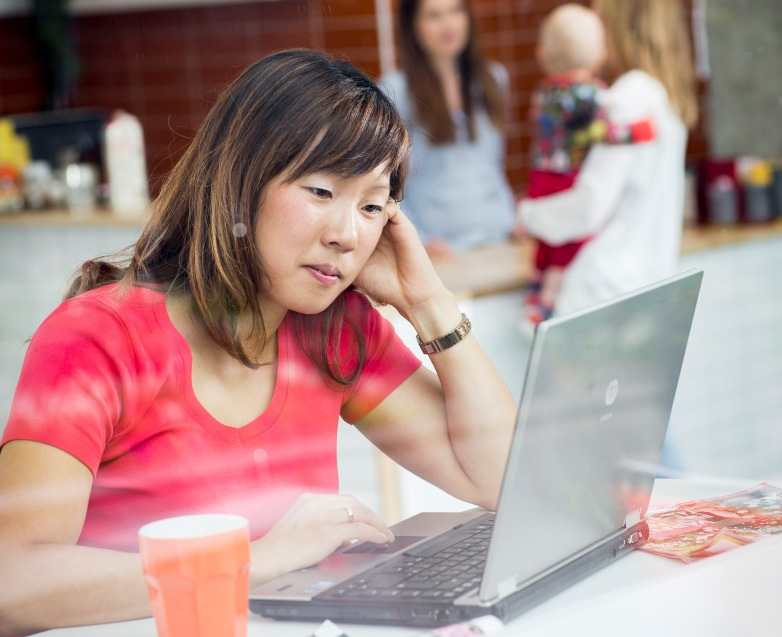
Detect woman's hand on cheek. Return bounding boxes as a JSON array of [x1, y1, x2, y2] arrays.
[[353, 201, 447, 314]]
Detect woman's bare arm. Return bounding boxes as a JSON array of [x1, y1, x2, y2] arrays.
[[0, 441, 151, 636], [356, 325, 515, 511], [0, 441, 395, 636], [353, 203, 517, 510]]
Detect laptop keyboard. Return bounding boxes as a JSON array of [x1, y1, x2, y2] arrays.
[[317, 514, 494, 602]]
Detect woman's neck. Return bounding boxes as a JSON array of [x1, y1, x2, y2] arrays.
[[429, 52, 459, 78], [166, 290, 280, 367], [165, 291, 280, 428], [430, 55, 463, 113]]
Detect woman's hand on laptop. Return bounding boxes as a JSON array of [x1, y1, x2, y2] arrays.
[[248, 493, 395, 586]]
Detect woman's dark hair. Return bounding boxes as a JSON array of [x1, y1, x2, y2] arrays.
[[65, 48, 411, 385], [397, 0, 505, 143]]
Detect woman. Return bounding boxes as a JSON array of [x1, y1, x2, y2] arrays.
[[0, 49, 516, 635], [516, 0, 698, 316], [380, 0, 516, 259]]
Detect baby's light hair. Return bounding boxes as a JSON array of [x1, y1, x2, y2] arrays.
[[538, 3, 606, 76]]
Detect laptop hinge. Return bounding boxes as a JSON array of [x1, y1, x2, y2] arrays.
[[624, 508, 642, 527], [496, 575, 517, 600]]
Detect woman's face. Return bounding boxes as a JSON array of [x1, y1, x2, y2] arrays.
[[253, 165, 391, 319], [414, 0, 470, 63]]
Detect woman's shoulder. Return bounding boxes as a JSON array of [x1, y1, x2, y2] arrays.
[[339, 290, 393, 348], [378, 69, 408, 100], [612, 70, 665, 92], [60, 284, 163, 317], [483, 60, 508, 92], [342, 289, 377, 322], [18, 285, 171, 409], [487, 60, 509, 81], [42, 284, 166, 344], [378, 69, 413, 120], [608, 70, 669, 118]]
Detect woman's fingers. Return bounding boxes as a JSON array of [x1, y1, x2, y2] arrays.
[[277, 492, 393, 547], [332, 494, 395, 543], [385, 198, 401, 223], [250, 493, 395, 583]]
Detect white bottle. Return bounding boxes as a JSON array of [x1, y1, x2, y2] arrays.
[[104, 110, 149, 217]]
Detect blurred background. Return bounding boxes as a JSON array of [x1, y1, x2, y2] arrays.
[[0, 0, 716, 198], [0, 0, 780, 519]]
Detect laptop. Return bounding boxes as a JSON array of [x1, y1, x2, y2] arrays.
[[249, 269, 703, 628]]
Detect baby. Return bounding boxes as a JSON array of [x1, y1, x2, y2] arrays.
[[517, 3, 655, 327]]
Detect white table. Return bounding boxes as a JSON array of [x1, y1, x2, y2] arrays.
[[38, 477, 780, 637]]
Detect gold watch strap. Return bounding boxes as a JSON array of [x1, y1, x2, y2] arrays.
[[416, 313, 472, 355]]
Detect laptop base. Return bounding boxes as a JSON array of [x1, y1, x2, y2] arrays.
[[250, 522, 648, 628]]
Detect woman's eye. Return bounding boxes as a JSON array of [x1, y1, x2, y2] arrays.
[[309, 187, 332, 199], [364, 204, 384, 214]]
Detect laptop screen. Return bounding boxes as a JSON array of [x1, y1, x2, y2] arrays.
[[481, 270, 702, 599]]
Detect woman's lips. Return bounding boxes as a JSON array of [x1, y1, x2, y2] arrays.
[[305, 265, 341, 287]]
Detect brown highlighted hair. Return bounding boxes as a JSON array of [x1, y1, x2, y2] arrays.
[[397, 0, 505, 143], [595, 0, 699, 129], [66, 49, 411, 385]]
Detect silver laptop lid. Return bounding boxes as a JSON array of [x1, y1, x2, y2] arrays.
[[480, 270, 703, 601]]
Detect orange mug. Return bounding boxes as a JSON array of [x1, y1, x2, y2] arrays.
[[139, 514, 251, 637]]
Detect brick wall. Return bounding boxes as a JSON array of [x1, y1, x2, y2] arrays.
[[0, 0, 707, 197]]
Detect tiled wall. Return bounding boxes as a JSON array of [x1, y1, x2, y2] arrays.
[[0, 223, 143, 429], [0, 0, 708, 197], [672, 236, 782, 481]]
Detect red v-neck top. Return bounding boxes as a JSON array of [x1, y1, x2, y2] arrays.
[[3, 285, 421, 551]]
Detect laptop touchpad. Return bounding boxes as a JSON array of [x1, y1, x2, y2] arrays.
[[344, 535, 426, 554]]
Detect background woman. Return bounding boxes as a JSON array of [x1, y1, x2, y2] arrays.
[[381, 0, 516, 259], [516, 0, 698, 316]]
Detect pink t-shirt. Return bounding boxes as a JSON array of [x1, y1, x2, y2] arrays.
[[2, 285, 421, 551]]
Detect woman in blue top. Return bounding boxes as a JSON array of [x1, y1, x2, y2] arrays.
[[380, 0, 516, 259]]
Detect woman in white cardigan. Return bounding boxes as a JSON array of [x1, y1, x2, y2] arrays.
[[516, 0, 699, 316]]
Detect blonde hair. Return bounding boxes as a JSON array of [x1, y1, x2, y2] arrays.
[[596, 0, 698, 128], [538, 3, 606, 76]]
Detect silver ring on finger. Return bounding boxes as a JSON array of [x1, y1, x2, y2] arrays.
[[344, 506, 354, 524]]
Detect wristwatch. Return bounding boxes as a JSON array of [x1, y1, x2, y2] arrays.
[[416, 313, 472, 355]]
